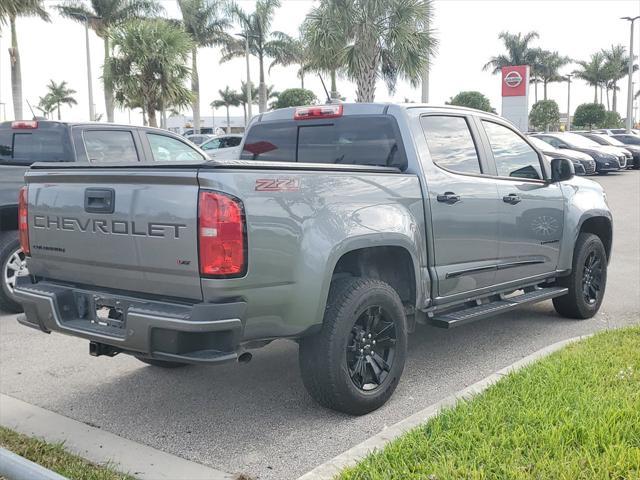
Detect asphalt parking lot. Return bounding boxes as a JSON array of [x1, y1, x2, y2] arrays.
[[1, 171, 638, 480]]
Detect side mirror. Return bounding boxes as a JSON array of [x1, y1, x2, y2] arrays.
[[557, 144, 568, 149], [550, 157, 575, 182]]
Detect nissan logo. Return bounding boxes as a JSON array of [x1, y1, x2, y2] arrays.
[[504, 70, 523, 87]]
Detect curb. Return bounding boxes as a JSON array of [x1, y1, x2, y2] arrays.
[[298, 335, 591, 480], [0, 394, 234, 480], [0, 447, 68, 480]]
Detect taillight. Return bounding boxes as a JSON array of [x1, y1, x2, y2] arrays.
[[12, 120, 38, 129], [18, 186, 30, 255], [198, 191, 246, 277], [294, 104, 343, 120]]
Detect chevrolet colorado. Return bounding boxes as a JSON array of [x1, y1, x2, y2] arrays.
[[0, 120, 206, 312], [14, 104, 612, 414]]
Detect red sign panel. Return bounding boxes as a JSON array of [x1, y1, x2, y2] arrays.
[[501, 65, 528, 97]]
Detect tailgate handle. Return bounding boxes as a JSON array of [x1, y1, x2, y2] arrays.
[[85, 188, 115, 214]]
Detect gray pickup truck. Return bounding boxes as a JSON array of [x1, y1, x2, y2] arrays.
[[14, 104, 612, 415], [0, 120, 207, 312]]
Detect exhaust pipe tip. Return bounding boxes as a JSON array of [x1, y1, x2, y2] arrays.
[[238, 352, 252, 363]]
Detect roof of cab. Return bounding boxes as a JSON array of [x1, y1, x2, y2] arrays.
[[253, 102, 505, 123]]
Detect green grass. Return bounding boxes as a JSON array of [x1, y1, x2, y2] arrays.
[[339, 327, 640, 480], [0, 426, 135, 480]]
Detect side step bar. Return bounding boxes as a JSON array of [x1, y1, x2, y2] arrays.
[[430, 286, 568, 329]]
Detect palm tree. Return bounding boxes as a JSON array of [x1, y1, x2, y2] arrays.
[[301, 1, 345, 100], [483, 31, 539, 75], [211, 86, 240, 133], [574, 52, 607, 103], [0, 0, 50, 120], [303, 0, 437, 103], [268, 31, 308, 88], [221, 0, 282, 113], [602, 45, 636, 112], [238, 80, 257, 125], [36, 95, 55, 119], [535, 50, 571, 101], [58, 0, 162, 123], [45, 80, 78, 120], [177, 0, 230, 134], [108, 19, 193, 127]]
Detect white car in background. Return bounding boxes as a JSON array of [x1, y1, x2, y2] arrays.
[[200, 134, 243, 159]]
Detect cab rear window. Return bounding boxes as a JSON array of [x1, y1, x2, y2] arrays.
[[0, 129, 71, 164], [241, 116, 407, 170]]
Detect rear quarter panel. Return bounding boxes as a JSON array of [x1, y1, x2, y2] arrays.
[[198, 168, 426, 340]]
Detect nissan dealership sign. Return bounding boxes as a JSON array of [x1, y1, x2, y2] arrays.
[[501, 65, 530, 131]]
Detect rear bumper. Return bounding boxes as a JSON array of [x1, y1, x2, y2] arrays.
[[14, 278, 246, 365]]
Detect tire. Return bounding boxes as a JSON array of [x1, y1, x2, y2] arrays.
[[0, 231, 26, 314], [299, 277, 407, 415], [135, 356, 189, 369], [553, 233, 607, 319]]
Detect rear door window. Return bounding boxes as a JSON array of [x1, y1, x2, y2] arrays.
[[420, 115, 482, 175], [83, 130, 139, 163], [241, 115, 407, 169]]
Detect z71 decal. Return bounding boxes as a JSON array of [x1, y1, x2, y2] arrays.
[[255, 178, 300, 192]]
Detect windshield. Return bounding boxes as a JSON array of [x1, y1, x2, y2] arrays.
[[529, 136, 556, 151], [560, 133, 600, 148], [594, 135, 625, 146]]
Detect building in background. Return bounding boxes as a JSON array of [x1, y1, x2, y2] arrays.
[[166, 115, 245, 135]]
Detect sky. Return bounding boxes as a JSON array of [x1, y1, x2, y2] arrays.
[[0, 0, 639, 125]]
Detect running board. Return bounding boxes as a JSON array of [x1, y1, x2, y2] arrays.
[[430, 286, 568, 328]]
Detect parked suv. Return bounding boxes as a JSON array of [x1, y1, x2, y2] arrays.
[[0, 120, 206, 312], [533, 132, 625, 173], [14, 105, 611, 414], [579, 132, 639, 169]]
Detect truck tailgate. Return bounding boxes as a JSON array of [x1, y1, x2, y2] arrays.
[[25, 168, 202, 301]]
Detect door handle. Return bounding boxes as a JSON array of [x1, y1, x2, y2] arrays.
[[503, 193, 521, 205], [436, 192, 461, 204], [85, 188, 115, 213]]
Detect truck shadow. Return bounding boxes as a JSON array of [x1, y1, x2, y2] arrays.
[[42, 303, 607, 479]]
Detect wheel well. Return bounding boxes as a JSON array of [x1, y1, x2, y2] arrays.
[[580, 217, 612, 260], [332, 246, 416, 308], [0, 205, 18, 232]]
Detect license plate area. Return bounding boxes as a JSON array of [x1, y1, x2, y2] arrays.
[[74, 293, 128, 331]]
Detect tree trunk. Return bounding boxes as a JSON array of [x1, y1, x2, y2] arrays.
[[258, 52, 267, 113], [147, 104, 157, 127], [330, 70, 339, 100], [612, 83, 617, 112], [103, 37, 115, 122], [9, 17, 23, 120], [226, 105, 230, 134], [191, 47, 200, 134], [57, 103, 61, 120], [594, 85, 598, 103], [534, 80, 538, 103], [142, 107, 147, 126], [242, 103, 247, 125], [355, 65, 378, 103], [605, 88, 610, 110], [300, 70, 304, 89], [543, 80, 547, 101]]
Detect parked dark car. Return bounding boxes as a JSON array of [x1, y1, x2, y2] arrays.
[[610, 134, 640, 169], [528, 136, 595, 175], [0, 120, 206, 313], [579, 132, 639, 169], [533, 132, 624, 173]]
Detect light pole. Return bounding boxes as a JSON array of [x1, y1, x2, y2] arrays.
[[565, 74, 573, 132], [622, 16, 639, 132], [70, 12, 96, 122], [236, 32, 253, 124]]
